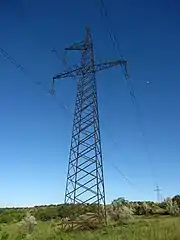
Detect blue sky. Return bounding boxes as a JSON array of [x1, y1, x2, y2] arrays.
[[0, 0, 180, 207]]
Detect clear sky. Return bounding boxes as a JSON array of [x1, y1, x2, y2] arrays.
[[0, 0, 179, 207]]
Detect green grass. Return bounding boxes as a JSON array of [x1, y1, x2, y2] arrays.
[[1, 216, 180, 240]]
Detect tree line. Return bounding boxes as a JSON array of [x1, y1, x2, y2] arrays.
[[0, 195, 180, 224]]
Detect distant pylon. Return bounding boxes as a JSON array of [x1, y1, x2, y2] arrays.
[[52, 26, 128, 224], [154, 185, 161, 203]]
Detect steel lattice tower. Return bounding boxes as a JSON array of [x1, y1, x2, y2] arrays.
[[52, 27, 128, 223]]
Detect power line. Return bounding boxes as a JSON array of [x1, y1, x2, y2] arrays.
[[51, 47, 63, 62], [111, 163, 147, 196], [101, 123, 149, 196], [0, 46, 69, 116], [98, 0, 158, 187], [99, 0, 123, 58], [0, 46, 47, 91]]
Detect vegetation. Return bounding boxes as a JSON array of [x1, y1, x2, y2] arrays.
[[0, 195, 180, 239], [0, 215, 180, 239]]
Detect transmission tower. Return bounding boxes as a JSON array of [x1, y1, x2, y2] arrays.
[[154, 185, 162, 203], [52, 26, 128, 224]]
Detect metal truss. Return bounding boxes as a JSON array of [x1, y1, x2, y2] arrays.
[[52, 26, 128, 224]]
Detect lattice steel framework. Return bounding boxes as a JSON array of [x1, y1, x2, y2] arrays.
[[52, 27, 128, 223]]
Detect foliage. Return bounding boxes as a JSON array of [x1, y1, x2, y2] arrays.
[[18, 212, 37, 236], [108, 201, 134, 221], [0, 196, 179, 240], [76, 212, 102, 230], [133, 202, 152, 215], [0, 195, 180, 225], [165, 197, 180, 216], [0, 216, 180, 240], [0, 209, 24, 224], [0, 232, 9, 240], [172, 195, 180, 207], [112, 197, 128, 207]]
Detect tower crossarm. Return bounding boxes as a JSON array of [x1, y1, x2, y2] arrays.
[[94, 60, 128, 77], [52, 59, 129, 91], [65, 41, 87, 51]]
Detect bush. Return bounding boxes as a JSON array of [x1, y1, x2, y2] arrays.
[[133, 202, 152, 215], [18, 213, 37, 235], [0, 232, 9, 240], [107, 205, 134, 221], [165, 198, 180, 216]]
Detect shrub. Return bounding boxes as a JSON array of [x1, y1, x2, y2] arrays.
[[18, 212, 37, 235], [133, 202, 152, 215], [0, 232, 9, 240], [107, 205, 134, 221], [165, 198, 180, 216]]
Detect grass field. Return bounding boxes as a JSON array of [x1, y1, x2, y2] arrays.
[[0, 216, 180, 240]]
